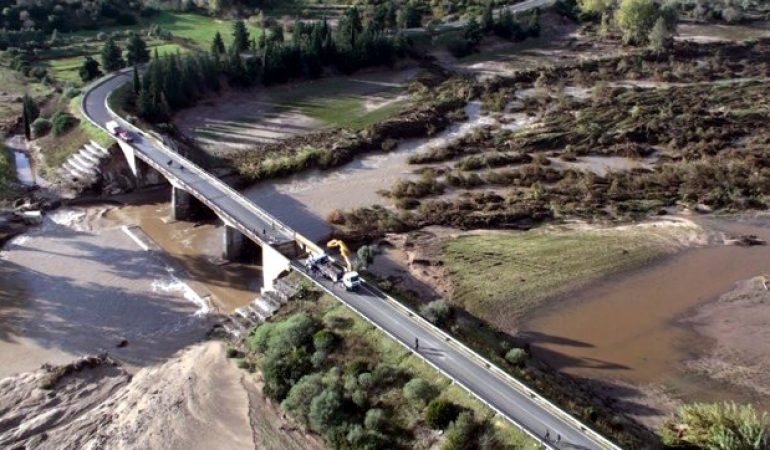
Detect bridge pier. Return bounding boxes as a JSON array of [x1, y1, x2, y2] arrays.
[[223, 225, 251, 262], [171, 186, 195, 221]]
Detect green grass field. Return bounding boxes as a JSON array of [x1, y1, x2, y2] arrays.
[[266, 75, 411, 130], [42, 43, 183, 86], [66, 12, 262, 51], [147, 12, 262, 49], [443, 224, 697, 323]]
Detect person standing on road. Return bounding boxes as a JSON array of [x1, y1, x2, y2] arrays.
[[414, 337, 419, 351]]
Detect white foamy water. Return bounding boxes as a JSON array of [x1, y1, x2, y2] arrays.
[[48, 208, 87, 228], [151, 277, 212, 316]]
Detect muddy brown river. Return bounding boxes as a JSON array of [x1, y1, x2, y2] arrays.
[[523, 217, 770, 406]]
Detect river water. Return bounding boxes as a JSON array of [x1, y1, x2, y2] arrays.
[[0, 206, 216, 378], [243, 101, 495, 241], [523, 217, 770, 406]]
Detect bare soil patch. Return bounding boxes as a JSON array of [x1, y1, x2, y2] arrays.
[[0, 342, 322, 450]]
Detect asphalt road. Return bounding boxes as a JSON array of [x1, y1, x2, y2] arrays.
[[403, 0, 557, 35], [82, 70, 617, 450], [83, 71, 294, 247]]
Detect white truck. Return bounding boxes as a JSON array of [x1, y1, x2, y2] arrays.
[[305, 253, 361, 291], [106, 120, 133, 143]]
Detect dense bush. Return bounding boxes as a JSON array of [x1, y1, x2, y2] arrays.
[[424, 399, 462, 430], [31, 118, 51, 138], [281, 373, 325, 428], [309, 387, 344, 433], [505, 348, 529, 367], [420, 299, 451, 327], [51, 112, 77, 137], [248, 313, 318, 353], [659, 402, 769, 449], [403, 377, 437, 408], [441, 412, 479, 450]]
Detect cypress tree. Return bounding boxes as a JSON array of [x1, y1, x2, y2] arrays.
[[232, 20, 250, 53], [132, 64, 141, 96], [211, 31, 225, 54]]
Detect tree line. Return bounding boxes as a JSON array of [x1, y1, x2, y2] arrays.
[[85, 11, 410, 121]]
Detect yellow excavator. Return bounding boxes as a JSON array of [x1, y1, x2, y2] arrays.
[[312, 239, 360, 291], [327, 239, 353, 272]]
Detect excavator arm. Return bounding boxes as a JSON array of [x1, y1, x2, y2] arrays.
[[327, 239, 353, 272]]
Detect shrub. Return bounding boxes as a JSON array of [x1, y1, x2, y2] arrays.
[[31, 117, 51, 138], [62, 87, 81, 99], [403, 378, 438, 408], [345, 358, 370, 377], [446, 36, 474, 58], [504, 348, 529, 367], [51, 111, 77, 137], [309, 388, 344, 433], [281, 373, 325, 427], [248, 313, 318, 353], [310, 350, 327, 368], [364, 408, 387, 431], [225, 346, 240, 358], [262, 347, 312, 401], [659, 402, 769, 449], [420, 299, 452, 327], [441, 411, 479, 450], [424, 399, 462, 430], [313, 329, 337, 354]]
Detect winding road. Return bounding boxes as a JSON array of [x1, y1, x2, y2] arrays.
[[82, 68, 620, 450]]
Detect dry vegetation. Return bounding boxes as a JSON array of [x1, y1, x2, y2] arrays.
[[333, 39, 770, 238]]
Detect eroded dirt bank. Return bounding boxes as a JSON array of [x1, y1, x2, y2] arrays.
[[0, 341, 322, 450]]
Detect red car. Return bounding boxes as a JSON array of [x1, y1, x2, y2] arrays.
[[106, 120, 134, 143]]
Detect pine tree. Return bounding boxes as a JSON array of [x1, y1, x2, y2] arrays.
[[232, 20, 250, 53], [126, 33, 150, 65], [101, 36, 124, 72], [211, 31, 225, 54]]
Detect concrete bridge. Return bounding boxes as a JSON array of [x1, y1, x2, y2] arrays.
[[81, 69, 622, 450]]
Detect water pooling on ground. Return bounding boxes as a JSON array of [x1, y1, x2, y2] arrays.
[[6, 135, 34, 186], [522, 217, 770, 409]]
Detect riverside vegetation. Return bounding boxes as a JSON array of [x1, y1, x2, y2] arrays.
[[234, 277, 537, 450], [332, 38, 770, 238]]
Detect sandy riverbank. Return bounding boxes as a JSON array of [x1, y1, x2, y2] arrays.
[[0, 341, 323, 449]]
